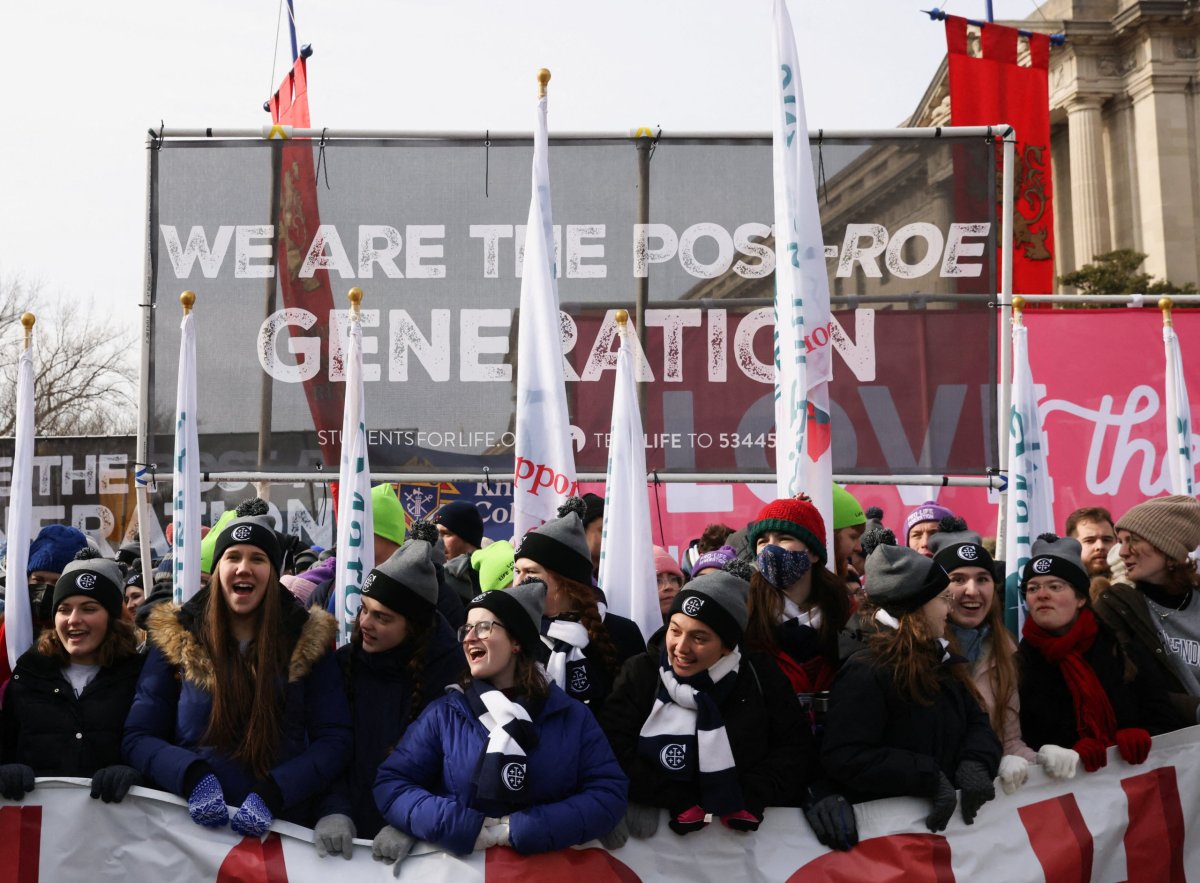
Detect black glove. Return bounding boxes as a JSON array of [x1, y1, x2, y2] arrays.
[[90, 765, 143, 803], [926, 772, 957, 833], [955, 759, 996, 825], [804, 794, 859, 851], [0, 764, 35, 801]]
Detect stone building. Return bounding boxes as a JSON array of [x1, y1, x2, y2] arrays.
[[912, 0, 1200, 291]]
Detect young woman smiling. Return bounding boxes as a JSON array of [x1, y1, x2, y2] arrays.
[[123, 499, 352, 836], [1094, 495, 1200, 726], [1018, 534, 1182, 774], [928, 517, 1071, 795], [599, 566, 810, 845], [311, 522, 463, 863], [1, 550, 145, 804], [372, 579, 626, 868]]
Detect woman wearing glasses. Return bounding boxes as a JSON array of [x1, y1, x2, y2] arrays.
[[1094, 495, 1200, 727], [818, 528, 1001, 845], [1018, 534, 1181, 774], [311, 522, 464, 863], [372, 579, 627, 869]]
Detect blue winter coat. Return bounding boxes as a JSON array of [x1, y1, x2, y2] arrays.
[[122, 587, 353, 825], [320, 613, 465, 837], [373, 681, 628, 855]]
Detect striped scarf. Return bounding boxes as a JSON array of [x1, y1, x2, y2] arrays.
[[541, 616, 595, 702], [637, 647, 743, 815], [462, 680, 539, 807]]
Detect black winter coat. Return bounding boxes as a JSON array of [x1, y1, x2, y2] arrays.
[[2, 648, 145, 776], [821, 648, 1001, 804], [600, 642, 811, 817], [1016, 621, 1183, 751], [319, 614, 465, 837]]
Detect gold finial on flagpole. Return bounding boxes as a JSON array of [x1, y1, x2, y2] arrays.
[[1160, 296, 1175, 328], [538, 68, 551, 98], [1012, 295, 1025, 327], [348, 287, 363, 316], [180, 290, 196, 315], [615, 308, 629, 339], [20, 312, 35, 350]]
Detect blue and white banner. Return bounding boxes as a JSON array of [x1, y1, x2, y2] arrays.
[[598, 320, 659, 638], [1003, 323, 1054, 633], [334, 306, 374, 647], [770, 0, 833, 540], [172, 309, 202, 603], [1163, 322, 1195, 496], [512, 89, 578, 540], [6, 727, 1200, 881], [4, 343, 35, 670]]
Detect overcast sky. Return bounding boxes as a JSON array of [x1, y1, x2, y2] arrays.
[[0, 0, 1048, 335]]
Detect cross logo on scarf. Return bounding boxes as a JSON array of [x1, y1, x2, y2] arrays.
[[659, 743, 687, 771], [569, 666, 590, 694], [502, 762, 527, 791]]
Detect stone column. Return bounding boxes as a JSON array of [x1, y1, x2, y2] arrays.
[[1065, 96, 1112, 268]]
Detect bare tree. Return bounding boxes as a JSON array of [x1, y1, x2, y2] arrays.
[[0, 274, 136, 436]]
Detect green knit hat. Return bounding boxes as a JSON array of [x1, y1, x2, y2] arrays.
[[832, 484, 866, 531], [471, 540, 515, 591], [372, 483, 407, 546], [201, 508, 237, 574]]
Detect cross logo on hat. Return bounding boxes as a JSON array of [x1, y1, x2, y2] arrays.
[[1032, 557, 1053, 574], [502, 762, 526, 791], [958, 546, 978, 561], [231, 525, 253, 542], [75, 573, 97, 590], [471, 593, 488, 604], [362, 573, 376, 592], [660, 743, 687, 771], [682, 596, 705, 617]]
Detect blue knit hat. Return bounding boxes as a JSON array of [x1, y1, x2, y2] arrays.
[[28, 525, 89, 575]]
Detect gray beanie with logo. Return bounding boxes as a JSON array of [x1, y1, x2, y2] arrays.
[[668, 562, 752, 649], [51, 548, 125, 621], [467, 578, 547, 657], [514, 496, 594, 585], [1020, 533, 1089, 595], [362, 521, 439, 626]]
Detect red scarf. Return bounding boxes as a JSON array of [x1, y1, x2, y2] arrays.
[[1021, 607, 1117, 745]]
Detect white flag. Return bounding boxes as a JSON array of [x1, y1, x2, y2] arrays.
[[513, 91, 578, 539], [1163, 323, 1195, 495], [1003, 323, 1054, 633], [771, 0, 834, 548], [334, 309, 375, 647], [172, 311, 202, 604], [4, 344, 34, 670], [598, 316, 659, 639]]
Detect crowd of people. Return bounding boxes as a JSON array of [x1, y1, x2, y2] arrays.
[[1, 483, 1198, 870]]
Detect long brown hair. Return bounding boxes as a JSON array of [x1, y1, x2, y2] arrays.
[[745, 567, 850, 661], [871, 610, 980, 706], [1162, 556, 1200, 594], [551, 572, 619, 678], [36, 610, 139, 667], [199, 571, 294, 779]]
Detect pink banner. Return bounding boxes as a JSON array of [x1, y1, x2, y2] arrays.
[[645, 308, 1199, 552]]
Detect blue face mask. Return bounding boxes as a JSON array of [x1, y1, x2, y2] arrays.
[[756, 544, 812, 590]]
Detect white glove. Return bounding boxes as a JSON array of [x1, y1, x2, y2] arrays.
[[997, 755, 1029, 795], [1037, 744, 1080, 780], [473, 816, 511, 851]]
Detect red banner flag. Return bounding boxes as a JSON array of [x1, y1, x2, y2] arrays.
[[947, 16, 1055, 296], [268, 57, 343, 466]]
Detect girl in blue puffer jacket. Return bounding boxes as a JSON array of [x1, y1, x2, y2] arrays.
[[123, 500, 352, 835], [372, 579, 627, 871]]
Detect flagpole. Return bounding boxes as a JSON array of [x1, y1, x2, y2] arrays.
[[5, 312, 36, 671], [1160, 296, 1195, 495]]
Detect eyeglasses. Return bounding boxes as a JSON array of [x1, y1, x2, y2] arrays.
[[1023, 580, 1072, 595], [457, 619, 507, 642]]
